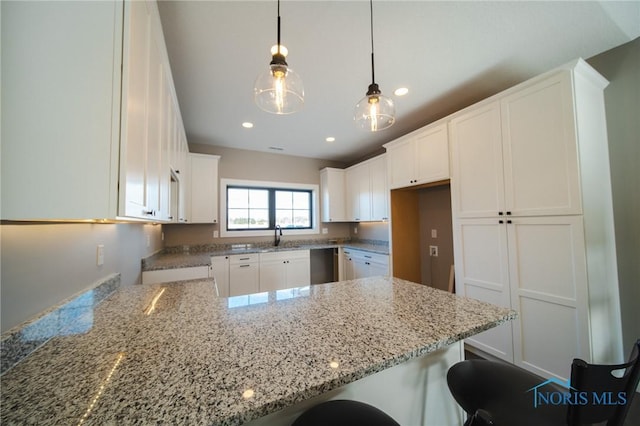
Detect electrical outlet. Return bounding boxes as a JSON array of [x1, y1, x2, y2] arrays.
[[354, 227, 358, 234], [161, 232, 165, 241], [213, 230, 219, 238], [431, 229, 437, 238], [429, 245, 438, 257], [322, 228, 328, 234], [97, 244, 105, 266], [146, 234, 151, 248]]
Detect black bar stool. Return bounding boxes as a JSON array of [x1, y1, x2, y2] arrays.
[[447, 339, 640, 426], [291, 399, 400, 426]]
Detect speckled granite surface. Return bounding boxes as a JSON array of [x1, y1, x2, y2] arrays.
[[0, 273, 120, 375], [1, 276, 515, 425], [142, 239, 389, 271]]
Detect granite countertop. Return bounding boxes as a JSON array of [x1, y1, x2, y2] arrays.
[[1, 276, 515, 425], [142, 240, 390, 272]]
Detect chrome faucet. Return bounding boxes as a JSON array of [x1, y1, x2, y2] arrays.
[[274, 224, 282, 246]]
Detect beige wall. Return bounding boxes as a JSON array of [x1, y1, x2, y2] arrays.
[[1, 223, 162, 332], [587, 37, 640, 356], [350, 222, 390, 242], [189, 143, 346, 184], [418, 185, 454, 291], [163, 144, 351, 247]]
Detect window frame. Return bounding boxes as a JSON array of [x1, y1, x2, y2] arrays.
[[220, 178, 319, 238]]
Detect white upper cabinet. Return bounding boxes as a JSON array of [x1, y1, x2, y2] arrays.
[[369, 155, 389, 221], [450, 71, 582, 218], [119, 0, 177, 222], [320, 168, 347, 222], [501, 72, 581, 216], [449, 102, 505, 218], [1, 0, 187, 222], [189, 153, 220, 224], [1, 1, 123, 220], [119, 0, 151, 220], [346, 162, 371, 222], [384, 123, 450, 190], [345, 155, 388, 222]]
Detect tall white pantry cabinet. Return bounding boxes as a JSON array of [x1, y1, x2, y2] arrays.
[[450, 59, 623, 381]]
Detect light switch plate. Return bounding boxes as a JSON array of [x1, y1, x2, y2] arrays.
[[97, 244, 105, 266]]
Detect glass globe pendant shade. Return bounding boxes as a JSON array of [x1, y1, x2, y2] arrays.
[[354, 83, 395, 132], [254, 55, 304, 115]]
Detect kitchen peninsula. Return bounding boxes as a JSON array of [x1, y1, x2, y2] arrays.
[[1, 276, 515, 425]]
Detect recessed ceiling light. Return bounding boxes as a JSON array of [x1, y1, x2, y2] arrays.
[[268, 146, 284, 151], [394, 87, 409, 96], [325, 137, 335, 142], [242, 122, 254, 128]]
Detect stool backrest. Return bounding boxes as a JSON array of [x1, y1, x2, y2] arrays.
[[568, 339, 640, 426]]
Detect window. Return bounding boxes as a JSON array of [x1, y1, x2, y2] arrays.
[[221, 179, 318, 237]]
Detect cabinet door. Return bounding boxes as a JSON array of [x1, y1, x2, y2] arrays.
[[119, 0, 152, 219], [414, 124, 450, 185], [387, 138, 416, 189], [211, 256, 230, 297], [190, 154, 220, 223], [158, 73, 173, 221], [507, 216, 589, 380], [354, 163, 372, 221], [343, 252, 355, 281], [320, 168, 346, 222], [369, 156, 389, 221], [450, 102, 505, 218], [352, 256, 370, 279], [259, 260, 287, 292], [229, 263, 259, 297], [287, 256, 311, 288], [144, 27, 164, 219], [368, 261, 389, 277], [177, 132, 190, 222], [501, 72, 582, 216], [1, 1, 122, 220], [345, 167, 360, 221], [453, 217, 513, 362]]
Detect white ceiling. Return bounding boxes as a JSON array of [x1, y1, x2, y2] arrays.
[[157, 1, 640, 163]]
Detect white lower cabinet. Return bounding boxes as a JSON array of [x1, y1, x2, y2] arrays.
[[342, 248, 389, 280], [211, 255, 230, 297], [455, 215, 591, 380], [259, 250, 310, 292], [341, 250, 355, 281], [229, 254, 260, 297]]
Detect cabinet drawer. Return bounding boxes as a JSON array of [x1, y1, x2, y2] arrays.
[[229, 253, 259, 265], [346, 249, 389, 266], [259, 249, 310, 263]]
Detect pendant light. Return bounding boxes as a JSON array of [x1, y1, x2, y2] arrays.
[[254, 0, 304, 114], [354, 0, 395, 131]]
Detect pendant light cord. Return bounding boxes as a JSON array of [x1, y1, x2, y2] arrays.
[[369, 0, 376, 85], [277, 0, 281, 53]]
